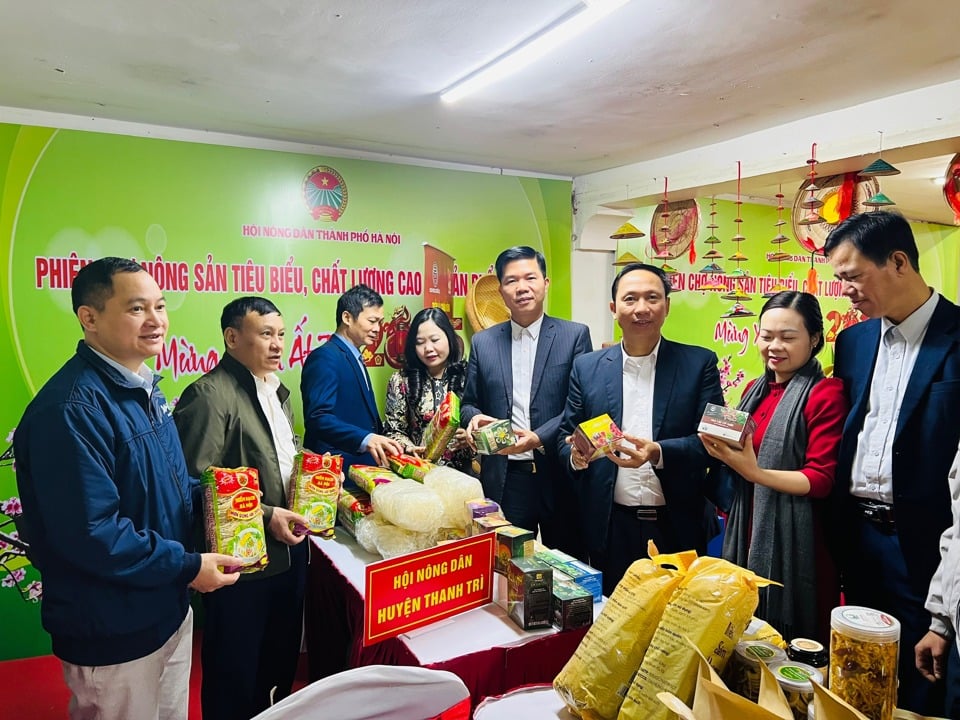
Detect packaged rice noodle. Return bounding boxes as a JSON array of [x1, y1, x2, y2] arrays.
[[354, 513, 435, 559], [421, 391, 460, 462], [287, 451, 342, 537], [337, 486, 373, 538], [387, 453, 434, 481], [617, 556, 775, 720], [349, 464, 402, 495], [371, 477, 445, 532], [553, 544, 696, 720], [201, 466, 268, 574], [422, 465, 484, 530]]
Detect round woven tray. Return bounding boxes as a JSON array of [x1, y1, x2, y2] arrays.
[[465, 274, 510, 332]]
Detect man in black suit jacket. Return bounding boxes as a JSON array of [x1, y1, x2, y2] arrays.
[[558, 263, 723, 595], [825, 212, 960, 716], [462, 246, 592, 558], [301, 284, 402, 470]]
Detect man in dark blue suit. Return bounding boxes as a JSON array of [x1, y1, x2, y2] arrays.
[[558, 263, 723, 595], [301, 284, 402, 470], [825, 211, 960, 717], [462, 247, 592, 558]]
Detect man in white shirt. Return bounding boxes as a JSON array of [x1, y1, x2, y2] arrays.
[[558, 263, 723, 594], [463, 246, 593, 558], [826, 211, 960, 716], [174, 297, 309, 720]]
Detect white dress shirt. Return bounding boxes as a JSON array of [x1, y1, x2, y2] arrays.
[[509, 314, 543, 461], [850, 290, 938, 502], [254, 372, 297, 496], [615, 341, 666, 506]]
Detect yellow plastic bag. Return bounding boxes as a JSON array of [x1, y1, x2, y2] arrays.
[[553, 544, 696, 719], [618, 556, 776, 720]]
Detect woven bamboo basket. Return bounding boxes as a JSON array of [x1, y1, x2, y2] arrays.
[[465, 274, 510, 332]]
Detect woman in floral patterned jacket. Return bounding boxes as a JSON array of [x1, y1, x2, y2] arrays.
[[384, 307, 474, 472]]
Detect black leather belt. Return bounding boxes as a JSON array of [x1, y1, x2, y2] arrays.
[[855, 499, 896, 534], [613, 504, 666, 522], [506, 460, 537, 474]]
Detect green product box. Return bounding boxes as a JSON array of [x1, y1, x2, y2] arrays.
[[507, 557, 553, 630], [472, 419, 517, 455], [533, 548, 578, 570], [558, 559, 603, 602], [552, 580, 595, 631], [495, 526, 535, 575]]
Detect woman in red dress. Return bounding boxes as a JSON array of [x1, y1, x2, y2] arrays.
[[702, 291, 849, 642]]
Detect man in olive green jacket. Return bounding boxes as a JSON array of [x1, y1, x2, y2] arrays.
[[174, 296, 308, 720]]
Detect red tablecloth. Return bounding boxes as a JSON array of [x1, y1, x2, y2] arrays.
[[304, 534, 593, 707]]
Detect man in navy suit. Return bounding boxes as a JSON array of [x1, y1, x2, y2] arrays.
[[301, 284, 402, 469], [825, 212, 960, 716], [558, 262, 723, 595], [462, 246, 592, 558]]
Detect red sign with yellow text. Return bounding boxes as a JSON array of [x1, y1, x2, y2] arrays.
[[363, 534, 494, 646]]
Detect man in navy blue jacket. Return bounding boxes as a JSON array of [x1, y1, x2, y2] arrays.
[[558, 263, 723, 594], [301, 284, 402, 470], [15, 257, 238, 720]]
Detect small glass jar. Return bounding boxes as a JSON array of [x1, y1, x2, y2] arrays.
[[724, 640, 787, 701], [787, 637, 829, 676], [769, 661, 823, 720], [829, 606, 900, 720]]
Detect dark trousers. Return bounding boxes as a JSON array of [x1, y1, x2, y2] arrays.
[[844, 517, 960, 718], [500, 460, 588, 561], [592, 504, 678, 597], [201, 541, 308, 720]]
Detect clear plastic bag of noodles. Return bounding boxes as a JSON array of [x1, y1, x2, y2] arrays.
[[553, 542, 697, 720], [617, 556, 776, 720], [201, 466, 268, 574], [354, 514, 435, 559], [371, 477, 445, 533], [422, 465, 483, 531]]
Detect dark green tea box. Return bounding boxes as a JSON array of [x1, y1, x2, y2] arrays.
[[507, 557, 553, 630], [552, 579, 594, 631]]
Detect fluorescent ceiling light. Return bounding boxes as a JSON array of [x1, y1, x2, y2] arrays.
[[440, 0, 630, 104]]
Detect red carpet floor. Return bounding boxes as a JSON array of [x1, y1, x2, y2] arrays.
[[0, 636, 308, 720]]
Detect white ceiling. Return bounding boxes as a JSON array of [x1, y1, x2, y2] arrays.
[[2, 0, 959, 222]]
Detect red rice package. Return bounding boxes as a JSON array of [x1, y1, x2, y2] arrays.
[[348, 464, 402, 495], [387, 453, 434, 481], [201, 466, 268, 574], [287, 451, 343, 537], [421, 391, 460, 462], [337, 486, 374, 537]]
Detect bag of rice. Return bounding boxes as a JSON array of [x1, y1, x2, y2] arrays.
[[201, 465, 268, 574], [371, 477, 445, 533], [387, 453, 434, 481], [617, 557, 775, 720], [553, 545, 696, 720], [421, 391, 460, 462], [287, 451, 342, 537], [338, 486, 374, 538], [349, 464, 402, 495]]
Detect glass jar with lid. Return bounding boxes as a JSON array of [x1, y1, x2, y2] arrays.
[[829, 606, 900, 720]]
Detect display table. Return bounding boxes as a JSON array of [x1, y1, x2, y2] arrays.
[[304, 533, 595, 707]]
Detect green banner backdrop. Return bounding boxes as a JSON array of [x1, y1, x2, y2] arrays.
[[0, 123, 573, 660]]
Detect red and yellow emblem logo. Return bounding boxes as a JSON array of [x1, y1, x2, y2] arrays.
[[303, 165, 348, 221]]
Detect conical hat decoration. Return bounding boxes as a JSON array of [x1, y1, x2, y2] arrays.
[[791, 174, 880, 253], [465, 274, 510, 332], [943, 154, 960, 223], [649, 199, 699, 260]]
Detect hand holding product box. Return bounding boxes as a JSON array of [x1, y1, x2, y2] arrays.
[[698, 402, 757, 449], [572, 413, 624, 462]]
